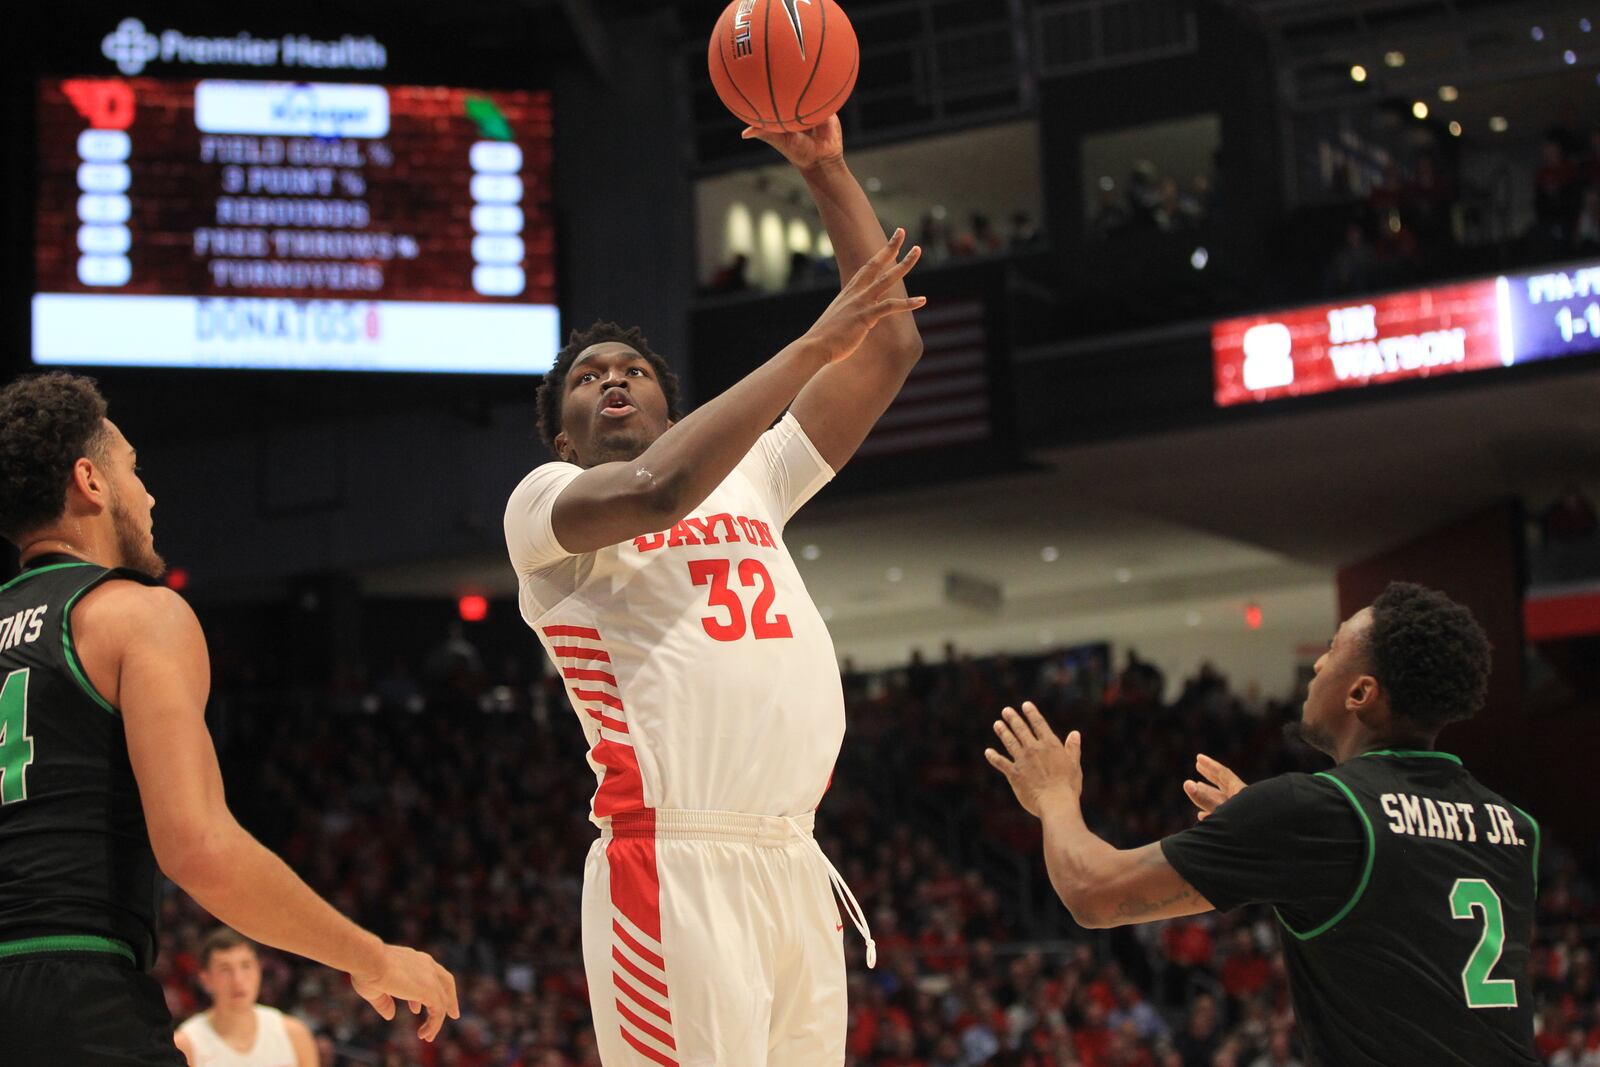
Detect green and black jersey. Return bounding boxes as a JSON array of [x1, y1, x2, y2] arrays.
[[0, 555, 163, 970], [1162, 749, 1539, 1066]]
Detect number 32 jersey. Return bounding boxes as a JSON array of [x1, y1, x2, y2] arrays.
[[505, 414, 845, 823]]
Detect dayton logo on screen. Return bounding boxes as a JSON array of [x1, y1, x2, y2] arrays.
[[99, 17, 386, 75]]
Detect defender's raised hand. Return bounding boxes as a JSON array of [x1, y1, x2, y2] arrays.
[[985, 701, 1083, 818], [1183, 753, 1247, 821], [802, 228, 925, 363]]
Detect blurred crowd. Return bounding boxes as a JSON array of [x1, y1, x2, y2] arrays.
[[156, 644, 1600, 1066], [1312, 124, 1600, 299]]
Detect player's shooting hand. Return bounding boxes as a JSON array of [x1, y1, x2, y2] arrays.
[[740, 115, 844, 174], [803, 228, 925, 363], [350, 944, 461, 1042], [1183, 753, 1246, 820], [985, 701, 1083, 819]]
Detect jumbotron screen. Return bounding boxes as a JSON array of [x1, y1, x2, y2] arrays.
[[32, 77, 557, 374], [1213, 261, 1600, 406]]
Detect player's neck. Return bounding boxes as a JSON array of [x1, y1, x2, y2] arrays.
[[16, 522, 120, 572], [208, 1004, 258, 1040], [1340, 730, 1440, 763]]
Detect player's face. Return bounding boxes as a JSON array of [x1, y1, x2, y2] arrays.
[[555, 343, 673, 467], [1301, 608, 1375, 753], [199, 945, 262, 1008], [100, 421, 165, 580]]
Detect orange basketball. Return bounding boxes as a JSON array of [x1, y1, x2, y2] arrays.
[[708, 0, 859, 132]]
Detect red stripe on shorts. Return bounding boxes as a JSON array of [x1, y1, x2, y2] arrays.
[[617, 999, 678, 1050], [614, 972, 672, 1023], [613, 919, 665, 970], [619, 1024, 679, 1067]]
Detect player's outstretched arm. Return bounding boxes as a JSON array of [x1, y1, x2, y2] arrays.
[[986, 701, 1215, 929], [744, 117, 926, 472], [549, 230, 923, 553], [74, 582, 460, 1042]]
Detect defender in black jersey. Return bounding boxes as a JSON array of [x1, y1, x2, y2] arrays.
[[0, 374, 458, 1065], [985, 582, 1538, 1067]]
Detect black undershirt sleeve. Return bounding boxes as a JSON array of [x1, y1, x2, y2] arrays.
[[1159, 772, 1367, 928]]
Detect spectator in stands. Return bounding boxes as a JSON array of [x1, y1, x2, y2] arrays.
[[704, 251, 750, 294], [1542, 485, 1600, 545], [1536, 136, 1583, 249], [1249, 1030, 1304, 1067], [1009, 210, 1043, 250], [1573, 187, 1600, 252]]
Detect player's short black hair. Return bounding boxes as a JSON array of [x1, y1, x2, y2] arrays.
[[1364, 582, 1491, 733], [534, 322, 682, 453], [198, 927, 256, 968], [0, 373, 110, 544]]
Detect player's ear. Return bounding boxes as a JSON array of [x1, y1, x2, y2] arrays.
[[1347, 673, 1381, 714], [552, 431, 574, 464], [69, 456, 108, 510]]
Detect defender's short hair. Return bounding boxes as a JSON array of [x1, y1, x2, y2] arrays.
[[0, 373, 110, 543], [1364, 582, 1492, 733], [198, 927, 256, 968], [534, 322, 682, 453]]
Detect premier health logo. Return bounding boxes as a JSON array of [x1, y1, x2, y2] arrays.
[[102, 18, 160, 75], [98, 18, 386, 75]]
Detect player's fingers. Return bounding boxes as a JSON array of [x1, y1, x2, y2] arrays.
[[876, 244, 922, 289], [420, 1005, 443, 1043], [1021, 701, 1058, 744], [1064, 729, 1082, 760], [983, 747, 1016, 778], [993, 715, 1024, 756], [443, 967, 461, 1019], [408, 1000, 422, 1014], [1197, 753, 1245, 793], [875, 227, 907, 264], [867, 295, 928, 321], [1187, 779, 1227, 811], [364, 991, 396, 1021], [843, 232, 904, 292], [1002, 705, 1038, 745]]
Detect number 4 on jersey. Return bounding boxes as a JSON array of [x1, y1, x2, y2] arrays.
[[0, 669, 35, 805], [1450, 878, 1517, 1009]]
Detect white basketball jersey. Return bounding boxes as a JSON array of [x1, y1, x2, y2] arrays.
[[505, 414, 846, 821], [176, 1006, 296, 1067]]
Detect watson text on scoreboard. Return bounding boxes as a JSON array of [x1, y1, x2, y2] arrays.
[[1212, 262, 1600, 407]]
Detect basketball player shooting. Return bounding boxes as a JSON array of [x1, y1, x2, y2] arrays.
[[504, 118, 924, 1066]]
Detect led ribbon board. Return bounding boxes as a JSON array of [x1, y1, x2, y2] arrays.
[[1212, 262, 1600, 407]]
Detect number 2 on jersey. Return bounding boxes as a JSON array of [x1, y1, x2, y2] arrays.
[[0, 669, 35, 805], [688, 559, 793, 641], [1450, 878, 1517, 1009]]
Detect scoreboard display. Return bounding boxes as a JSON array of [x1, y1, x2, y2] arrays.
[[1213, 262, 1600, 407], [33, 77, 558, 374]]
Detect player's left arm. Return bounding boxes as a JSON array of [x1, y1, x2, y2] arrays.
[[986, 702, 1215, 929], [284, 1016, 320, 1067], [744, 117, 924, 472]]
